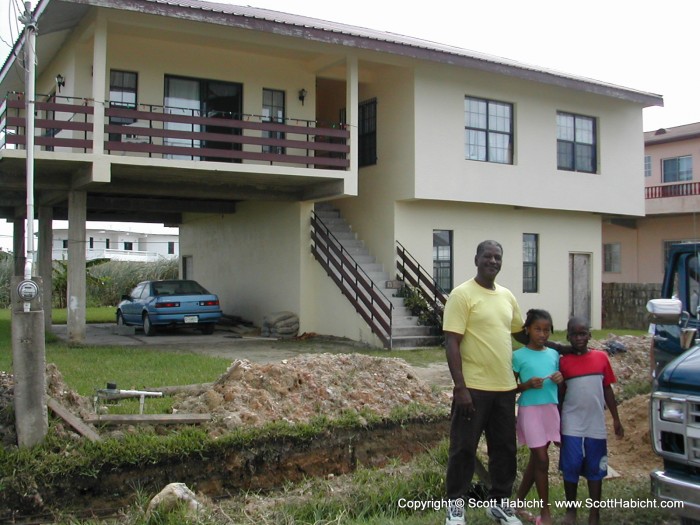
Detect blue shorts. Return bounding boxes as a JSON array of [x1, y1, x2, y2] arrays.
[[559, 435, 608, 483]]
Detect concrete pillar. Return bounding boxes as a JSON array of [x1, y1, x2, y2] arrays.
[[346, 56, 359, 184], [38, 206, 53, 331], [11, 276, 47, 447], [67, 190, 86, 343], [12, 219, 25, 277], [92, 13, 107, 154]]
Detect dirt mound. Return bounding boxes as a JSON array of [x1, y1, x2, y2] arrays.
[[172, 353, 451, 436], [590, 334, 653, 396], [606, 393, 660, 479]]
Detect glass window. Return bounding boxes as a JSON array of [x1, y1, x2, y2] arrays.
[[662, 156, 693, 183], [108, 70, 138, 142], [523, 234, 538, 293], [433, 230, 453, 292], [644, 155, 652, 178], [168, 241, 175, 255], [262, 88, 285, 155], [359, 98, 377, 167], [603, 243, 621, 273], [109, 70, 137, 123], [124, 241, 133, 251], [557, 112, 596, 173], [464, 97, 513, 164]]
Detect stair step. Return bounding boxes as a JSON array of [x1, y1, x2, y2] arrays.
[[391, 325, 434, 337], [390, 335, 444, 349]]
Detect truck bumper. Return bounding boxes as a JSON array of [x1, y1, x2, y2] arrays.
[[651, 469, 700, 519]]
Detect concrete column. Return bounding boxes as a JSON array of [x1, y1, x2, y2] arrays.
[[12, 219, 25, 277], [38, 206, 53, 331], [91, 13, 107, 154], [67, 190, 86, 343], [346, 56, 359, 194], [11, 275, 47, 447]]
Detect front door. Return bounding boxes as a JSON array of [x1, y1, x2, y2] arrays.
[[569, 253, 591, 322]]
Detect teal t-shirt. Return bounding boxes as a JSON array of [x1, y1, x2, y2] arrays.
[[512, 347, 560, 406]]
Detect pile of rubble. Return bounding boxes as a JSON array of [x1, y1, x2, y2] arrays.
[[173, 353, 450, 436]]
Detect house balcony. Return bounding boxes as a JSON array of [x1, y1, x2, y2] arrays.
[[1, 94, 349, 169], [0, 94, 353, 220], [53, 247, 177, 262], [645, 182, 700, 216]]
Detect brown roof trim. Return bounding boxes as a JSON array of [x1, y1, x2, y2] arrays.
[[7, 0, 664, 107]]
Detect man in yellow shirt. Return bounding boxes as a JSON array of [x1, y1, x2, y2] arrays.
[[443, 240, 523, 525]]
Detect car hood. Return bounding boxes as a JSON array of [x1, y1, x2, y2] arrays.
[[657, 345, 700, 395]]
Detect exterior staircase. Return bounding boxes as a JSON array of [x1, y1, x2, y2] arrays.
[[312, 203, 443, 349]]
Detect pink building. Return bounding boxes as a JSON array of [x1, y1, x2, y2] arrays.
[[603, 122, 700, 284]]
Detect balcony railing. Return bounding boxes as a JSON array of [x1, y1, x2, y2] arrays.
[[2, 94, 350, 169], [646, 182, 700, 199]]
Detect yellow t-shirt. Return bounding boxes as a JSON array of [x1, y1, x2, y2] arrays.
[[442, 278, 523, 391]]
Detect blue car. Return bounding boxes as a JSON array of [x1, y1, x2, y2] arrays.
[[116, 280, 222, 336]]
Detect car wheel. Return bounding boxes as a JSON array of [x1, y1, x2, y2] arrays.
[[116, 311, 125, 326], [143, 313, 156, 336], [200, 323, 215, 335]]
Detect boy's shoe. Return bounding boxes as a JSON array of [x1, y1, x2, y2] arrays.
[[485, 501, 522, 525], [445, 500, 466, 525]]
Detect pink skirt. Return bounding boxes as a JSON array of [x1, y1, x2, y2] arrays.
[[516, 404, 561, 449]]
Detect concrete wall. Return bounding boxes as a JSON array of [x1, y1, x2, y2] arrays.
[[180, 202, 381, 344], [411, 64, 645, 217], [392, 201, 603, 329], [603, 215, 700, 284]]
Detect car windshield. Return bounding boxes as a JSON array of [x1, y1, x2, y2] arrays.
[[152, 281, 209, 296]]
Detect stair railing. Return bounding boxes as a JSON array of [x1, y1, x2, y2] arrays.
[[311, 212, 394, 349], [396, 241, 448, 329]]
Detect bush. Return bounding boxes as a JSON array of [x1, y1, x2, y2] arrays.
[[0, 252, 11, 308], [88, 259, 178, 306]]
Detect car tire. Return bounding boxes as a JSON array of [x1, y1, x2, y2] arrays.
[[681, 519, 700, 525], [143, 313, 156, 336], [116, 311, 126, 326], [200, 323, 215, 335]]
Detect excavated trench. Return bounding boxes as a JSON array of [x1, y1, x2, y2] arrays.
[[2, 416, 449, 522]]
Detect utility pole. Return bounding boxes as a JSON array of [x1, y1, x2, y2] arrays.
[[12, 1, 48, 448]]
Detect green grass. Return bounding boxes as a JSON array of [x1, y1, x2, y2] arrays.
[[51, 306, 117, 324], [0, 309, 667, 525]]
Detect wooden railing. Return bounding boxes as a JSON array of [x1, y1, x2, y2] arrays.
[[646, 182, 700, 199], [310, 212, 393, 348], [2, 94, 350, 169], [396, 241, 447, 329]]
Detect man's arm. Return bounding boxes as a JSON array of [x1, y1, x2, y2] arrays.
[[603, 384, 624, 438], [445, 331, 474, 413]]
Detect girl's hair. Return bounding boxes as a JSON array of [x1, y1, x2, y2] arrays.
[[523, 308, 553, 330]]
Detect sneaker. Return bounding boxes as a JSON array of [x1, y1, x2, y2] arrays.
[[445, 499, 466, 525], [486, 501, 522, 525]]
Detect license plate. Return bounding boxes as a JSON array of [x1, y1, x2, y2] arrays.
[[184, 315, 198, 324]]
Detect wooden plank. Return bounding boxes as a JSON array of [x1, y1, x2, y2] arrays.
[[83, 413, 211, 425], [47, 397, 101, 442]]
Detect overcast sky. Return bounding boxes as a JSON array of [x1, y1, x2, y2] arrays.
[[1, 0, 699, 249]]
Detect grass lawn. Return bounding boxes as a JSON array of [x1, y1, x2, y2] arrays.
[[0, 307, 669, 525]]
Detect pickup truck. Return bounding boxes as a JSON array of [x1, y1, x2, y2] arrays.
[[649, 242, 700, 524]]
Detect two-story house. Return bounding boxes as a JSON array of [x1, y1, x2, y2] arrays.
[[603, 123, 700, 288], [0, 0, 662, 345]]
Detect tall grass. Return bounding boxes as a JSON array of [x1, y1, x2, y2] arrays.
[[88, 259, 178, 306]]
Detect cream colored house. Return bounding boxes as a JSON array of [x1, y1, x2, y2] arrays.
[[0, 0, 662, 346], [603, 122, 700, 285]]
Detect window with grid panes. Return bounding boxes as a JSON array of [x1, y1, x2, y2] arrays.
[[557, 112, 596, 173], [358, 98, 377, 167], [262, 88, 285, 155], [464, 97, 513, 164], [523, 233, 538, 293]]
